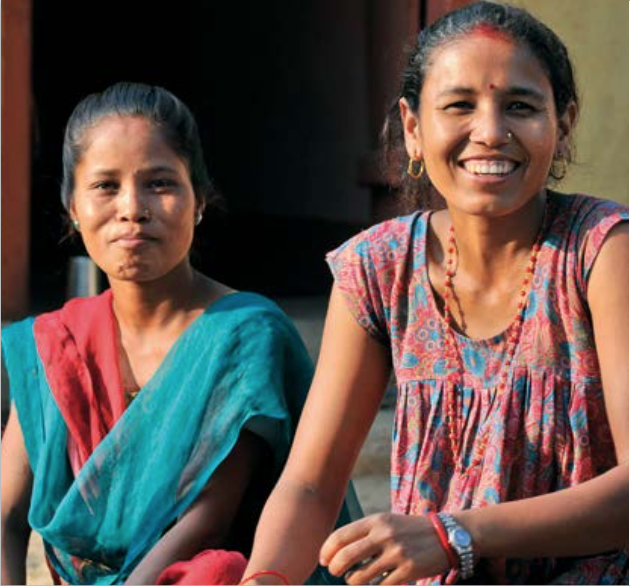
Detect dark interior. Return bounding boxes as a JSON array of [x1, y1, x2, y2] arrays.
[[30, 1, 379, 311]]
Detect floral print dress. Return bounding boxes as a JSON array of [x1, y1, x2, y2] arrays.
[[327, 193, 628, 584]]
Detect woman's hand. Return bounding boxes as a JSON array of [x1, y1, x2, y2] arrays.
[[320, 513, 450, 585]]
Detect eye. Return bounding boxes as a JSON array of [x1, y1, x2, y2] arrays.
[[147, 178, 176, 192], [506, 101, 537, 114], [92, 180, 119, 193], [444, 100, 474, 112]]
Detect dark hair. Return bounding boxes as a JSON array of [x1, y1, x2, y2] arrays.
[[61, 82, 215, 210], [383, 1, 579, 210]]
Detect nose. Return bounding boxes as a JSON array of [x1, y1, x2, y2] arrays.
[[117, 183, 151, 223], [469, 105, 510, 147]]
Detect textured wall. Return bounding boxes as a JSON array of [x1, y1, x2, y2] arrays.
[[505, 0, 628, 204]]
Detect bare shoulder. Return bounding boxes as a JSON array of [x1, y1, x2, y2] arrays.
[[588, 222, 628, 292]]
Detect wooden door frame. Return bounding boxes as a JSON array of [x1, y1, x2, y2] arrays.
[[1, 0, 32, 320], [361, 0, 474, 220]]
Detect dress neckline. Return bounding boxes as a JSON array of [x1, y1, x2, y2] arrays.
[[419, 200, 553, 347]]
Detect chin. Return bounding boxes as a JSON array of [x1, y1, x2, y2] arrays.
[[453, 191, 540, 218], [109, 261, 164, 282]]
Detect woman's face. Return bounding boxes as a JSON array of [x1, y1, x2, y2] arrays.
[[71, 115, 199, 282], [402, 32, 573, 217]]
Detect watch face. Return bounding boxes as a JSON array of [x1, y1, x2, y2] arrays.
[[453, 527, 472, 548]]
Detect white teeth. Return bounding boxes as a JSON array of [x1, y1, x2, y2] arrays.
[[463, 160, 516, 175]]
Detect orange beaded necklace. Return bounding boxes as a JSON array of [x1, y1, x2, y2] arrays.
[[441, 199, 547, 475]]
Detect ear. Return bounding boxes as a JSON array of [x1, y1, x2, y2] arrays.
[[195, 200, 206, 220], [556, 100, 578, 157], [69, 198, 77, 222], [399, 98, 423, 160]]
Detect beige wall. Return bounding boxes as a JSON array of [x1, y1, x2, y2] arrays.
[[504, 0, 628, 204]]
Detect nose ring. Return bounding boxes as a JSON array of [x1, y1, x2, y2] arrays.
[[506, 130, 514, 140]]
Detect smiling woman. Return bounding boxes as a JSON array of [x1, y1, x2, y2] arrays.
[[241, 2, 628, 585], [0, 83, 356, 585], [400, 32, 567, 220]]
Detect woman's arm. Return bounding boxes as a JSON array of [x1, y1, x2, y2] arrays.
[[460, 222, 629, 557], [321, 224, 629, 585], [242, 286, 392, 584], [1, 408, 33, 585], [124, 430, 265, 585]]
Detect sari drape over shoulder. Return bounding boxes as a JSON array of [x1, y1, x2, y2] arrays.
[[3, 291, 357, 584]]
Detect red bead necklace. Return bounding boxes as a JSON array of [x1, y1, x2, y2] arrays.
[[441, 201, 547, 475]]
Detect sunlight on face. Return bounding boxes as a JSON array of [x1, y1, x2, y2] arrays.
[[405, 33, 563, 217], [71, 116, 198, 282]]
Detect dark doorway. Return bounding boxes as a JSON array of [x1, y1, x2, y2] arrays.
[[30, 1, 371, 311]]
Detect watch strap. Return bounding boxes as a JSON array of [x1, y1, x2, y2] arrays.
[[437, 512, 475, 579]]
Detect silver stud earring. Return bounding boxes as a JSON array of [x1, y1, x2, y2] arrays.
[[195, 211, 203, 226], [72, 219, 80, 231]]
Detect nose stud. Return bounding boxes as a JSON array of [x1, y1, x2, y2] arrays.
[[506, 131, 514, 140], [142, 208, 152, 220]]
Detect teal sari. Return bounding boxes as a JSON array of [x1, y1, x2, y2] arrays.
[[2, 291, 361, 584]]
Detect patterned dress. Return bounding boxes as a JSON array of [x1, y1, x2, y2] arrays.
[[326, 193, 628, 584]]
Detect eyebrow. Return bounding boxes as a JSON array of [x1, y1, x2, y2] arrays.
[[87, 165, 179, 177], [437, 85, 547, 102], [504, 86, 547, 102]]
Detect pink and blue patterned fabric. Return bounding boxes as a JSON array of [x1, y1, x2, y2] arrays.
[[327, 192, 628, 584]]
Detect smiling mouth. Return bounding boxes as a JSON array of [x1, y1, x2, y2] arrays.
[[461, 159, 520, 176]]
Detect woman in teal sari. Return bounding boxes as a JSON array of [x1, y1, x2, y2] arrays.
[[1, 83, 358, 585]]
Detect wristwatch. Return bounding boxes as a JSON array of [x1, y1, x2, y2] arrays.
[[437, 513, 475, 579]]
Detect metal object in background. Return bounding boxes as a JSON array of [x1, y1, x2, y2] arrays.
[[67, 256, 100, 299]]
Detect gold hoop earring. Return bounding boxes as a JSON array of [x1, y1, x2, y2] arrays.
[[550, 157, 568, 181], [408, 158, 425, 179]]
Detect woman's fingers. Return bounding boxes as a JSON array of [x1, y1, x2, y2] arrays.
[[322, 513, 452, 583], [379, 565, 412, 585], [326, 536, 381, 577], [319, 517, 373, 565], [342, 553, 395, 585]]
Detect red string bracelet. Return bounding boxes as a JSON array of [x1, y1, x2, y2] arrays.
[[240, 570, 290, 585], [428, 512, 458, 570]]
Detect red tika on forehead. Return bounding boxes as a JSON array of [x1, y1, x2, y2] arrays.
[[469, 22, 513, 42]]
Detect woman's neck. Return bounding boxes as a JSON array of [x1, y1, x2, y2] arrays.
[[445, 192, 547, 282], [108, 260, 212, 334]]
